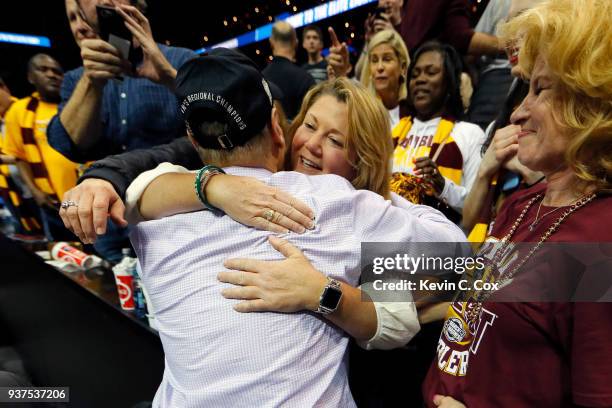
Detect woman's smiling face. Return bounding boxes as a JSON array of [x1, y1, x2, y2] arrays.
[[291, 94, 356, 181], [409, 50, 447, 120], [369, 43, 403, 101], [510, 56, 570, 174]]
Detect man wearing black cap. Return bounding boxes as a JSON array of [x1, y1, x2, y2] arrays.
[[119, 48, 450, 407], [176, 50, 282, 155]]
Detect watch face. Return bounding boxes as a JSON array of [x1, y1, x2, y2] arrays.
[[321, 286, 342, 309]]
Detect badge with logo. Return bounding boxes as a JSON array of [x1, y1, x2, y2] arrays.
[[444, 317, 467, 343]]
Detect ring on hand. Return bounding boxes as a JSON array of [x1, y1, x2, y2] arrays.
[[432, 168, 438, 175], [264, 209, 275, 222], [61, 200, 78, 209]]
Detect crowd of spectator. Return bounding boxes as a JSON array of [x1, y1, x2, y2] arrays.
[[1, 0, 611, 407]]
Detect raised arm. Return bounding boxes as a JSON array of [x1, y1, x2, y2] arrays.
[[326, 27, 352, 79], [49, 6, 194, 162], [126, 163, 315, 233], [58, 39, 125, 150], [59, 4, 184, 150], [467, 32, 503, 57], [461, 124, 543, 231], [461, 125, 515, 230]]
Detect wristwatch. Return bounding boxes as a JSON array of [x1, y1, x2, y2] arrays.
[[316, 278, 343, 314]]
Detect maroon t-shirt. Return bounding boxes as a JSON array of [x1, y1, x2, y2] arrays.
[[423, 183, 612, 407]]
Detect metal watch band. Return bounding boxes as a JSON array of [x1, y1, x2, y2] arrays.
[[316, 278, 342, 315]]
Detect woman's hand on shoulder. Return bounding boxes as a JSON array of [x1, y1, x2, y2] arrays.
[[206, 174, 315, 233]]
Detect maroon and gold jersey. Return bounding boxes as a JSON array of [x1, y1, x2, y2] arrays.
[[423, 184, 612, 407]]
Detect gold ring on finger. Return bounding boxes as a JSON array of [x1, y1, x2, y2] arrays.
[[264, 209, 274, 222]]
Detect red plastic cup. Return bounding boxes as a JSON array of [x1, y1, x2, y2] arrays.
[[112, 266, 135, 310], [114, 274, 135, 310]]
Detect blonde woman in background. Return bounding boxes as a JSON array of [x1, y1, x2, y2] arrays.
[[359, 29, 410, 129]]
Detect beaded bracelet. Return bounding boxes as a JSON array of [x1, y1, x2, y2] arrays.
[[194, 165, 226, 212]]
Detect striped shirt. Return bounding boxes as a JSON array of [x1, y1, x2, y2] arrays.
[[2, 93, 79, 200], [130, 166, 466, 408], [0, 97, 42, 232]]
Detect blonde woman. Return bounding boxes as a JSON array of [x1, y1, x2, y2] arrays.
[[359, 29, 409, 128], [423, 0, 612, 406]]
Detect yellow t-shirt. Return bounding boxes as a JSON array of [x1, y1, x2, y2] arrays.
[[0, 96, 19, 187], [2, 95, 79, 200]]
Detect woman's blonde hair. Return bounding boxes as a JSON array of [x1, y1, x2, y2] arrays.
[[288, 77, 393, 198], [500, 0, 612, 190], [360, 29, 410, 103]]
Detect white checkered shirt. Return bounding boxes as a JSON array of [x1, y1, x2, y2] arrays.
[[131, 167, 464, 407]]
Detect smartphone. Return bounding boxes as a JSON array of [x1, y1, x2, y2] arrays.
[[97, 5, 131, 42], [96, 5, 143, 73]]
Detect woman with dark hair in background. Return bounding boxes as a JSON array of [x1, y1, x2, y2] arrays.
[[391, 41, 485, 223]]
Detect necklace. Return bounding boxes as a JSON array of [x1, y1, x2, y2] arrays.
[[528, 201, 564, 231], [465, 191, 597, 327], [528, 194, 583, 231]]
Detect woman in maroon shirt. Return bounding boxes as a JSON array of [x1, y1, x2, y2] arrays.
[[423, 0, 612, 406]]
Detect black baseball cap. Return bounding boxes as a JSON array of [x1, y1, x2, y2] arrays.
[[176, 48, 281, 150]]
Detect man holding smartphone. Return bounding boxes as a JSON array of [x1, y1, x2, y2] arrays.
[[48, 0, 195, 262]]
